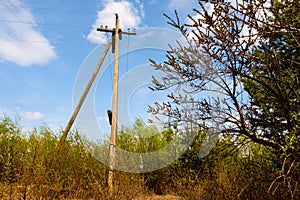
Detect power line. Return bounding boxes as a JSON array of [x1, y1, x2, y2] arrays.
[[0, 38, 52, 43], [0, 2, 96, 15], [0, 19, 91, 29]]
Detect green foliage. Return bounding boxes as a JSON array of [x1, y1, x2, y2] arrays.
[[0, 116, 110, 199], [3, 0, 300, 199], [118, 118, 163, 153], [142, 127, 205, 195], [1, 115, 300, 199], [0, 116, 22, 184], [147, 0, 300, 198], [198, 140, 279, 199], [243, 0, 300, 155]]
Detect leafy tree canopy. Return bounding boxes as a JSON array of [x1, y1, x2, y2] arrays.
[[149, 0, 300, 155]]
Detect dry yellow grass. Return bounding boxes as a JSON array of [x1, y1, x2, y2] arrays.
[[134, 195, 183, 200]]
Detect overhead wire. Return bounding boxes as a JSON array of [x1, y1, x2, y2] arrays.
[[0, 19, 91, 29], [0, 4, 118, 44], [108, 33, 113, 91], [0, 38, 51, 43], [0, 2, 96, 15], [123, 35, 130, 117], [0, 17, 94, 44]]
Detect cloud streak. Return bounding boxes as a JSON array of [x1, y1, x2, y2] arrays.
[[87, 0, 143, 44], [0, 0, 56, 66], [22, 111, 43, 120]]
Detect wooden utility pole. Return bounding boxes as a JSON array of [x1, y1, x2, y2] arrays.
[[56, 38, 112, 149], [97, 14, 136, 193]]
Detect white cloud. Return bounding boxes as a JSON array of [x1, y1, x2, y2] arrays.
[[135, 0, 145, 18], [97, 116, 107, 122], [22, 111, 44, 120], [0, 0, 56, 66], [87, 0, 143, 44]]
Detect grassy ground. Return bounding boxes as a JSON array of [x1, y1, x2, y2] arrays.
[[135, 195, 183, 200]]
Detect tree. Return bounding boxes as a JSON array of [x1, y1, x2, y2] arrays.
[[149, 0, 299, 153], [243, 0, 300, 155]]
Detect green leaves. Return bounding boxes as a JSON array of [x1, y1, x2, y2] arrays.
[[243, 0, 300, 155]]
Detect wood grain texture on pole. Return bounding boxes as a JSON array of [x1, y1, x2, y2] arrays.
[[56, 38, 113, 150], [108, 13, 119, 193]]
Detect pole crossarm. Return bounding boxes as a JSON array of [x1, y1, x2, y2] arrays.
[[97, 14, 136, 54], [96, 27, 137, 36], [97, 13, 136, 194], [97, 14, 136, 36]]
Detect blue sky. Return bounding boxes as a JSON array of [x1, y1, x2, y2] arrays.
[[0, 0, 199, 134]]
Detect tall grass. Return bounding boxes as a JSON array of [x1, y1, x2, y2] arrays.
[[0, 116, 299, 199]]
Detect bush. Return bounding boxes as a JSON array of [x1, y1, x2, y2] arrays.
[[0, 116, 299, 199]]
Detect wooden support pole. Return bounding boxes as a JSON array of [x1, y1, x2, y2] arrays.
[[93, 13, 135, 194], [56, 38, 113, 149], [108, 13, 119, 194]]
